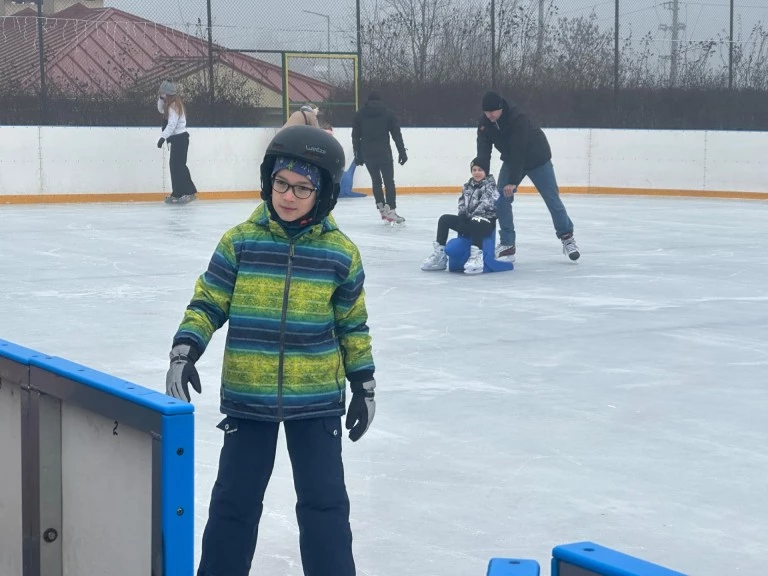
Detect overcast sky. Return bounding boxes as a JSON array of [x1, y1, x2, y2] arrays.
[[103, 0, 768, 60]]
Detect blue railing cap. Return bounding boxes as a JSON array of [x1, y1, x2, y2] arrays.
[[0, 338, 43, 364], [31, 355, 194, 415]]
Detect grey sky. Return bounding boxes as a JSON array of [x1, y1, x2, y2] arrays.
[[103, 0, 768, 60]]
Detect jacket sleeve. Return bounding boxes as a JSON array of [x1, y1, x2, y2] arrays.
[[388, 110, 406, 155], [161, 106, 180, 139], [476, 176, 499, 219], [476, 119, 493, 165], [504, 114, 530, 186], [172, 231, 239, 355], [457, 182, 469, 216], [351, 112, 362, 158], [333, 246, 375, 384]]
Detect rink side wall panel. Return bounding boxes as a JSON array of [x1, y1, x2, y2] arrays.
[[1, 126, 766, 202]]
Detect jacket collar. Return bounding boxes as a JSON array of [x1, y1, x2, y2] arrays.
[[248, 202, 338, 239]]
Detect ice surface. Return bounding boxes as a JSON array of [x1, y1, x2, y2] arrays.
[[2, 194, 767, 575]]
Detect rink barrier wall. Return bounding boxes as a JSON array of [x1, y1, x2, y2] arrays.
[[1, 126, 767, 203], [0, 338, 194, 576]]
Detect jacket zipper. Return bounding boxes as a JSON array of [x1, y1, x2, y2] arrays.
[[333, 329, 344, 404], [277, 240, 296, 420]]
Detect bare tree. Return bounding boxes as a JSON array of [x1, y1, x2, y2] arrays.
[[385, 0, 451, 81]]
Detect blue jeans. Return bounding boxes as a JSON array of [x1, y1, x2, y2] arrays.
[[197, 416, 355, 576], [496, 160, 574, 247]]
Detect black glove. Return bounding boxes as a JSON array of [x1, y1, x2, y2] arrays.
[[157, 137, 165, 149], [165, 344, 202, 402], [398, 151, 408, 165], [345, 378, 375, 442], [354, 155, 365, 166]]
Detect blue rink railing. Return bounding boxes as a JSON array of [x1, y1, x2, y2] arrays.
[[0, 338, 194, 576], [0, 337, 687, 576]]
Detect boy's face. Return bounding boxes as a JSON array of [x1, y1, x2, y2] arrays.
[[484, 109, 502, 122], [471, 165, 486, 181], [271, 168, 318, 222]]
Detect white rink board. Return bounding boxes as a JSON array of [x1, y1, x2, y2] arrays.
[[0, 126, 41, 196], [704, 131, 768, 193], [40, 127, 165, 195], [61, 403, 153, 576], [589, 129, 706, 191], [1, 126, 767, 198], [0, 378, 23, 576], [187, 127, 274, 193], [546, 129, 592, 188]]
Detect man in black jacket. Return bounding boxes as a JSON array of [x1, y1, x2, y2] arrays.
[[352, 91, 408, 224], [476, 91, 580, 261]]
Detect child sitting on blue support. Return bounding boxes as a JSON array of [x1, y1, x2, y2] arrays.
[[422, 157, 510, 274]]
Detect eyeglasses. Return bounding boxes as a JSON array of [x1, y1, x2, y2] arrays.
[[272, 177, 316, 199]]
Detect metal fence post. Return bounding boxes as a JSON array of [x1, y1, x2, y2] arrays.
[[614, 0, 619, 113], [35, 0, 47, 124], [206, 0, 215, 124], [728, 0, 734, 91], [490, 0, 496, 88]]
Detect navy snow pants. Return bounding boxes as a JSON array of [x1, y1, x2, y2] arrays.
[[196, 416, 355, 576]]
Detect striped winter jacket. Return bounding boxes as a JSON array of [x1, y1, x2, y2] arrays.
[[458, 175, 498, 220], [173, 202, 375, 421]]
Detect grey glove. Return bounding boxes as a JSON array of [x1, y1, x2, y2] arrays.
[[345, 378, 376, 441], [165, 344, 201, 402]]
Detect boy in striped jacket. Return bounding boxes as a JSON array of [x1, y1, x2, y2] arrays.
[[165, 125, 375, 576]]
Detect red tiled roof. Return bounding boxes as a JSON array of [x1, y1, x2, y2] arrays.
[[0, 3, 330, 102]]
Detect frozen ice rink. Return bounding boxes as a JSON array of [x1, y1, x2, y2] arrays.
[[2, 193, 768, 575]]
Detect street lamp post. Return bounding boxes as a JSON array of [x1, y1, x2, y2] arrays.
[[303, 10, 331, 80]]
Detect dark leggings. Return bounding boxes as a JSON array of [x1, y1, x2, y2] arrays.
[[436, 214, 496, 249]]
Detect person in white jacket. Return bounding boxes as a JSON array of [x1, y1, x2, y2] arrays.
[[157, 80, 198, 204]]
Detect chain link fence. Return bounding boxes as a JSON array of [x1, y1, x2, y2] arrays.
[[1, 0, 767, 128]]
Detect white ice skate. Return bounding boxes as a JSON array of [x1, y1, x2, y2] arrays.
[[376, 202, 388, 221], [381, 204, 405, 226], [421, 243, 447, 271], [561, 234, 580, 261], [464, 246, 484, 274]]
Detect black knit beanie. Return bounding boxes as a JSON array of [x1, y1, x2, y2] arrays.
[[481, 91, 504, 111], [470, 157, 490, 175]]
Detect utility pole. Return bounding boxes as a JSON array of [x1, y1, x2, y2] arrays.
[[659, 0, 685, 87], [303, 10, 331, 79]]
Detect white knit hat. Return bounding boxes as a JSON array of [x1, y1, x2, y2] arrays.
[[159, 80, 177, 95]]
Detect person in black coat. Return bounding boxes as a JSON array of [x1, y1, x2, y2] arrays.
[[351, 91, 408, 224], [476, 91, 580, 261]]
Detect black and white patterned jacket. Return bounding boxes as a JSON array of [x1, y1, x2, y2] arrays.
[[457, 175, 498, 220]]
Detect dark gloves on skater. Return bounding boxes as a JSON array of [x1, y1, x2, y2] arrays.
[[166, 343, 202, 402], [345, 378, 375, 441], [354, 154, 365, 166], [157, 137, 165, 148], [398, 150, 408, 165]]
